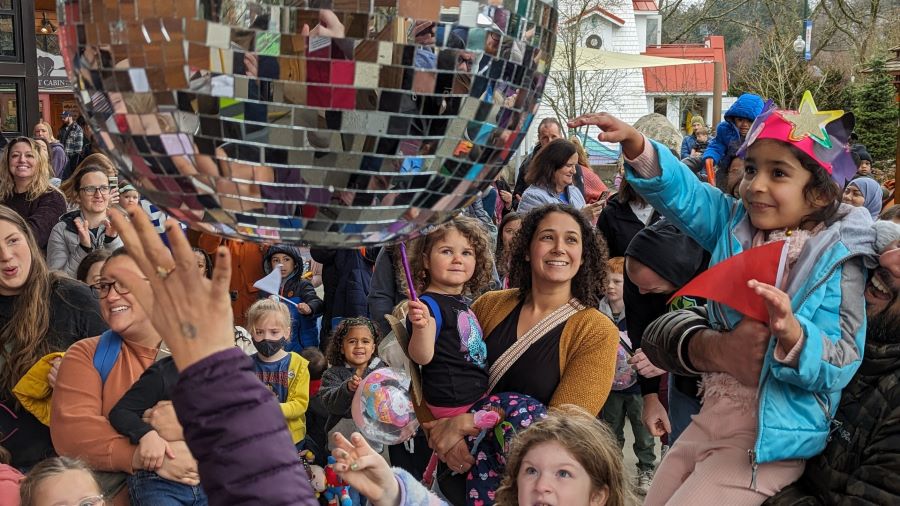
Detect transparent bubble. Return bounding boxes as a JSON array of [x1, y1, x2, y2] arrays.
[[351, 368, 418, 446]]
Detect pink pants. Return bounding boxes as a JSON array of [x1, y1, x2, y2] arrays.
[[644, 395, 805, 506]]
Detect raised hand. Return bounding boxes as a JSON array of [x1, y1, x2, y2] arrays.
[[749, 279, 803, 356], [74, 217, 92, 248], [330, 433, 399, 506], [104, 217, 117, 238], [109, 207, 234, 371], [406, 299, 432, 330], [567, 113, 645, 158], [300, 9, 346, 39]]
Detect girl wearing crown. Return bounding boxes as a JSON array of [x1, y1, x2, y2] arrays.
[[570, 92, 877, 504]]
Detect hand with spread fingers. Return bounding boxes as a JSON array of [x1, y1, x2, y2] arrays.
[[108, 208, 234, 371], [330, 432, 400, 506]]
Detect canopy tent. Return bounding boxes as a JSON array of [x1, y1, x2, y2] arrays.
[[549, 47, 705, 72], [575, 132, 621, 165]]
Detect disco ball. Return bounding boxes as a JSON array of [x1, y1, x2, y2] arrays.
[[56, 0, 558, 247]]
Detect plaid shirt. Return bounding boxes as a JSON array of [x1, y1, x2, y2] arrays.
[[59, 122, 84, 158]]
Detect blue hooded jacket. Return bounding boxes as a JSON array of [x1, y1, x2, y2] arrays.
[[627, 141, 877, 466], [702, 93, 765, 164], [263, 245, 324, 351]]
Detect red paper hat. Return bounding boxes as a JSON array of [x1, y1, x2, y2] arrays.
[[669, 240, 788, 322], [737, 91, 856, 186]]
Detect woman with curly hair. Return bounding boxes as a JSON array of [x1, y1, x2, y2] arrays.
[[0, 138, 66, 250], [421, 204, 619, 503]]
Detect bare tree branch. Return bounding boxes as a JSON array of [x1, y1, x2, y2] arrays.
[[667, 0, 751, 43]]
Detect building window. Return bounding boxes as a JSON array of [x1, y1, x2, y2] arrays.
[[0, 0, 17, 61], [646, 15, 661, 46], [0, 80, 20, 134], [653, 97, 667, 116]]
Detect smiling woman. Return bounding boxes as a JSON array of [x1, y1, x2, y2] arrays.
[[0, 139, 66, 250], [428, 204, 619, 502], [517, 139, 586, 214], [46, 166, 122, 277], [51, 248, 200, 501], [0, 205, 106, 470]]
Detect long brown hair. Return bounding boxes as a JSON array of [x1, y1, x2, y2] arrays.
[[0, 138, 58, 201], [495, 405, 636, 506], [0, 205, 61, 393], [524, 139, 577, 188]]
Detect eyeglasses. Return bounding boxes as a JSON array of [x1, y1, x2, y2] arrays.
[[79, 185, 113, 195], [457, 54, 474, 70], [90, 279, 139, 299]]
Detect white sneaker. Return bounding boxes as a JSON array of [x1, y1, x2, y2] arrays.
[[636, 469, 654, 495]]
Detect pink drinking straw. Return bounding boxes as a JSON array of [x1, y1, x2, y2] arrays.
[[399, 243, 417, 301]]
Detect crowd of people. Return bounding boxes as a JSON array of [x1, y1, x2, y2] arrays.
[[0, 76, 898, 506]]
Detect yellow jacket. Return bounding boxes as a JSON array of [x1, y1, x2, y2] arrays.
[[281, 352, 310, 444], [12, 352, 65, 425]]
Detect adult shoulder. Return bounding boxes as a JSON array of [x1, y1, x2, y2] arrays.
[[471, 289, 518, 336], [552, 306, 619, 413], [563, 307, 619, 345], [51, 276, 107, 338]]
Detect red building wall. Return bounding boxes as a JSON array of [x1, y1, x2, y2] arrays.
[[642, 36, 727, 94]]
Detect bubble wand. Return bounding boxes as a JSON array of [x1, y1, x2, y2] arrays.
[[399, 243, 417, 301]]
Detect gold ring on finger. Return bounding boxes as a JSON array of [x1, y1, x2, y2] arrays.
[[156, 265, 176, 280]]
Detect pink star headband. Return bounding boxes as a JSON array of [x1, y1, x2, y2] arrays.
[[737, 91, 856, 186]]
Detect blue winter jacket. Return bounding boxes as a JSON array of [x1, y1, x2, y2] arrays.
[[702, 93, 765, 164], [263, 245, 324, 351], [627, 141, 877, 464]]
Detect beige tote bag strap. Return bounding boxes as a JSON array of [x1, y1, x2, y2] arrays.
[[488, 299, 585, 393]]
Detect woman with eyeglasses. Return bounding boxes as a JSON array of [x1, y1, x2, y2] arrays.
[[19, 456, 104, 506], [0, 206, 106, 470], [47, 165, 122, 277], [0, 138, 66, 251], [51, 248, 201, 503]]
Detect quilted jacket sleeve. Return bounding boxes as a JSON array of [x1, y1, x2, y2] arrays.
[[172, 348, 317, 505]]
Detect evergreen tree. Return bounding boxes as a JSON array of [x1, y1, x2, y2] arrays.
[[851, 59, 898, 161]]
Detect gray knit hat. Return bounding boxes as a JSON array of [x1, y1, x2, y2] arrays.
[[874, 220, 900, 252]]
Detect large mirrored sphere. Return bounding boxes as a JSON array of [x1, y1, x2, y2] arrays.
[[56, 0, 558, 246]]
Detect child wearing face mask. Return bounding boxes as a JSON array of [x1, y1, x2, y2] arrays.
[[247, 298, 311, 449]]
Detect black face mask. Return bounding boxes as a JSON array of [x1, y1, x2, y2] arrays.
[[253, 337, 288, 357]]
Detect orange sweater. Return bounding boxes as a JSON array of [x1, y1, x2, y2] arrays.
[[471, 289, 619, 415], [50, 336, 158, 473]]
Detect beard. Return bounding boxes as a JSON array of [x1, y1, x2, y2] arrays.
[[867, 303, 900, 344]]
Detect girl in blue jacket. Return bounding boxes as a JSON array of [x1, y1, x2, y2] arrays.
[[571, 93, 876, 505]]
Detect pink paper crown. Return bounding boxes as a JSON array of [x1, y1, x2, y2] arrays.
[[737, 91, 856, 186]]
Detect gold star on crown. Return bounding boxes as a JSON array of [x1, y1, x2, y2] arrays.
[[779, 90, 844, 149]]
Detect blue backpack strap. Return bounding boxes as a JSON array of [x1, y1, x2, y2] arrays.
[[418, 295, 442, 341], [93, 330, 122, 385]]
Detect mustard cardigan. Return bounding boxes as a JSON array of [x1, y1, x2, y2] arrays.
[[472, 289, 619, 415]]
